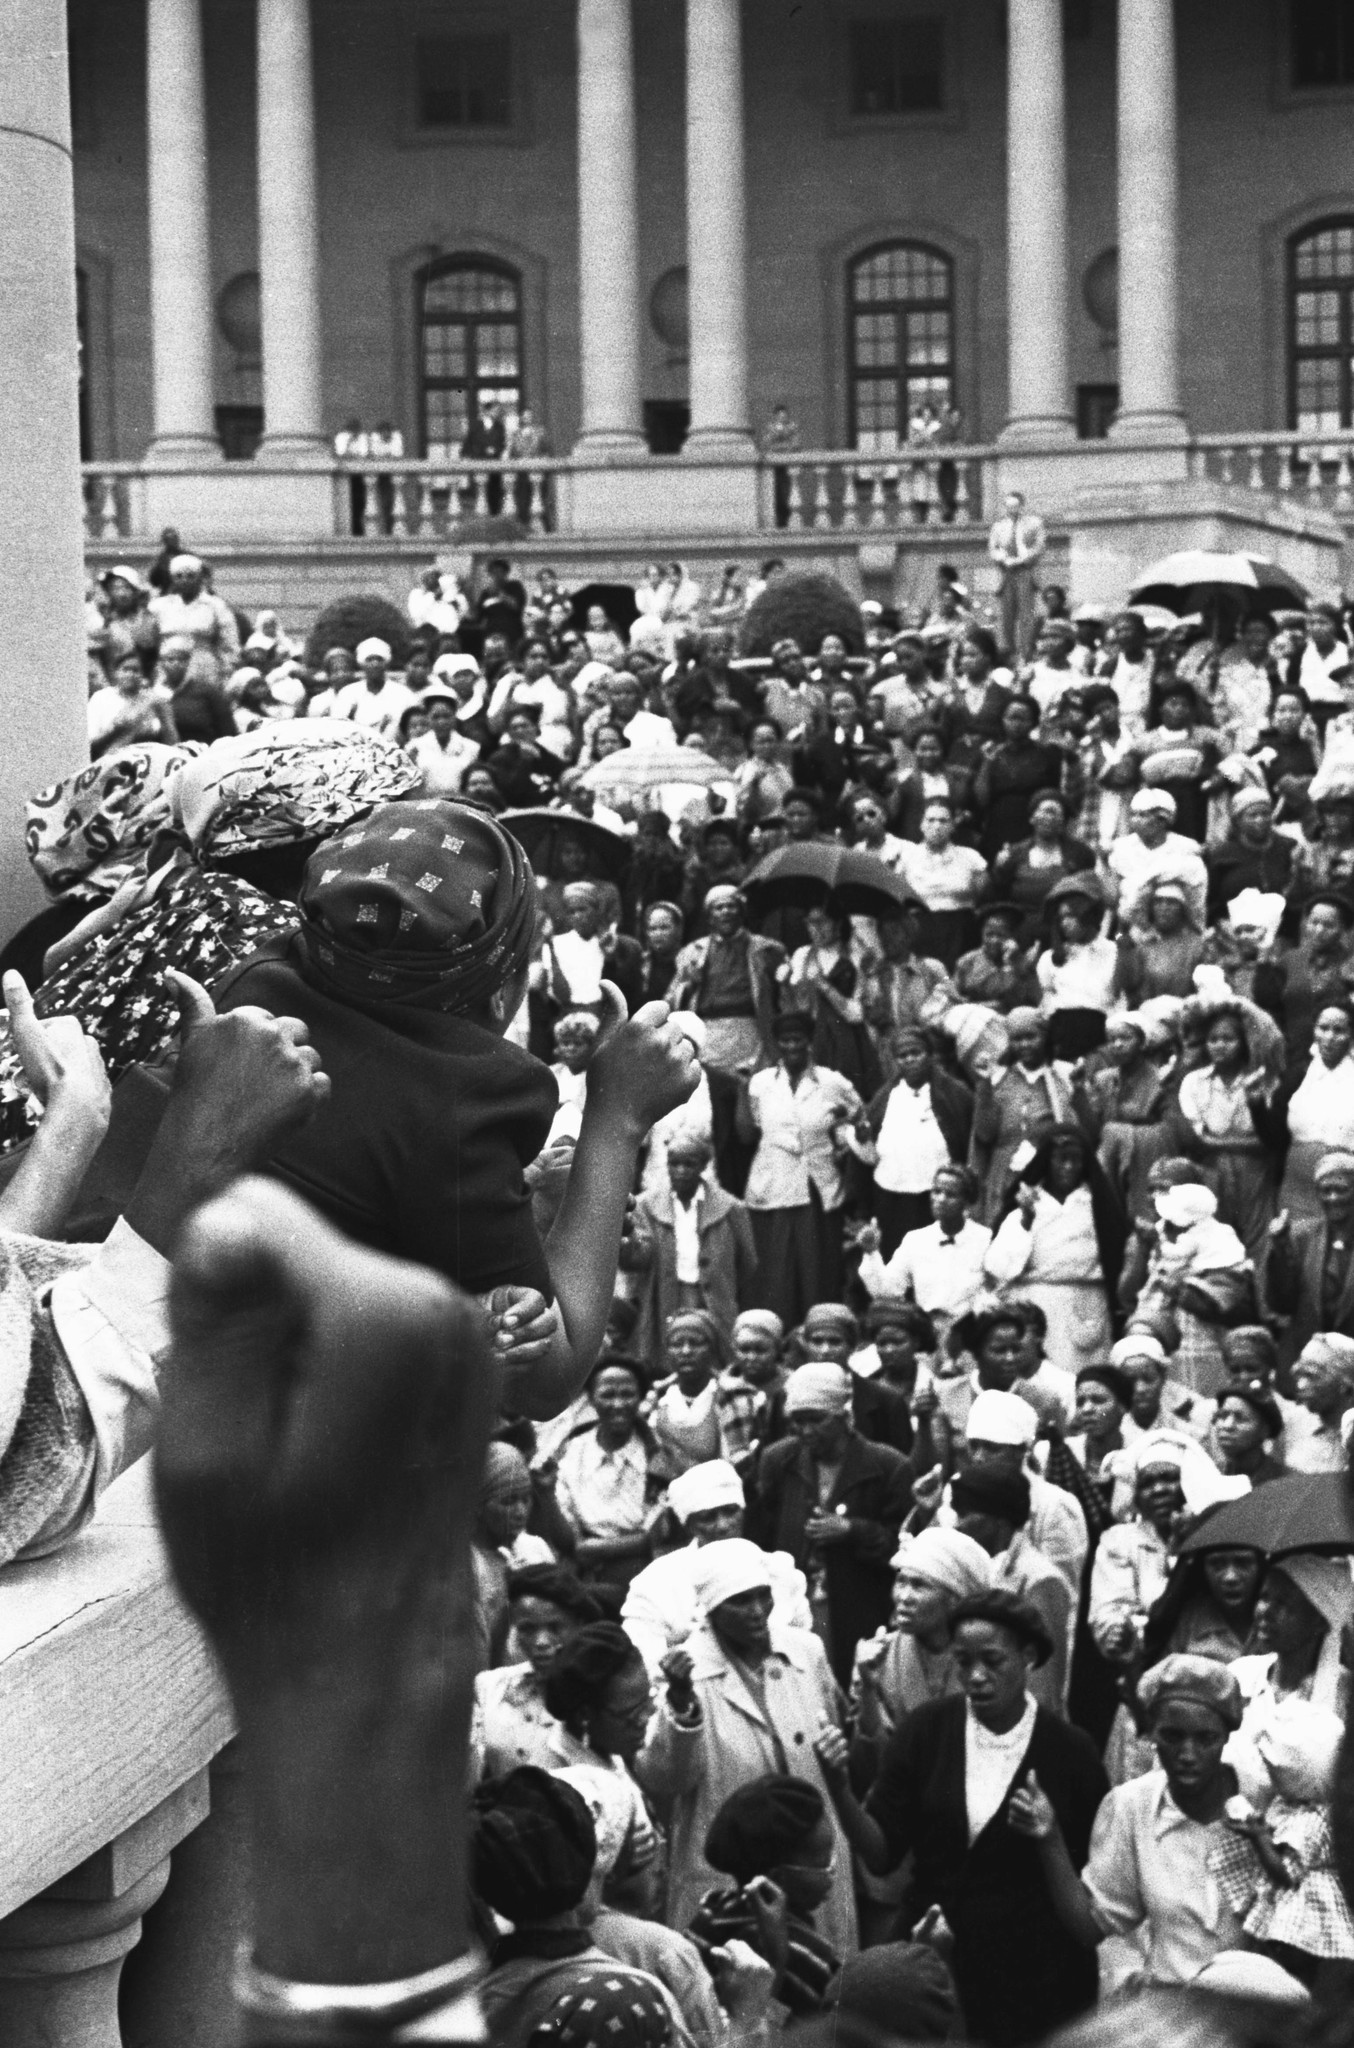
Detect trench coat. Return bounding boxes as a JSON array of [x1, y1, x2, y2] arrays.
[[637, 1619, 858, 1960]]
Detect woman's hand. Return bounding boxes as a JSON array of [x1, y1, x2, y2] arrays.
[[812, 1722, 851, 1789], [854, 1219, 883, 1255], [911, 1462, 945, 1515], [4, 970, 112, 1131], [586, 986, 700, 1142], [910, 1380, 939, 1420], [709, 1939, 776, 2026], [742, 1877, 790, 1980], [1016, 1183, 1039, 1227], [1007, 1769, 1057, 1841], [660, 1647, 696, 1717], [487, 1286, 556, 1364], [805, 1510, 852, 1546]]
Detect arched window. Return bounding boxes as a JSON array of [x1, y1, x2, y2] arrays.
[[1290, 218, 1354, 430], [847, 242, 954, 452], [418, 257, 522, 458]]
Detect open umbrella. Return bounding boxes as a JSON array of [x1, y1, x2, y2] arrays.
[[569, 582, 640, 636], [742, 842, 922, 919], [1180, 1473, 1354, 1559], [499, 807, 631, 884], [1130, 550, 1308, 613], [578, 747, 729, 797]]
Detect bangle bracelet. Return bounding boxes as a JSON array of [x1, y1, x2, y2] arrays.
[[235, 1943, 487, 2034]]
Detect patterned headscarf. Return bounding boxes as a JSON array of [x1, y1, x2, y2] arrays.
[[528, 1967, 671, 2048], [171, 721, 421, 859], [26, 743, 192, 898], [297, 798, 540, 1016]]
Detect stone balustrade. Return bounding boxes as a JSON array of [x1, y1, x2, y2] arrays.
[[1189, 429, 1354, 520], [0, 1457, 235, 2048]]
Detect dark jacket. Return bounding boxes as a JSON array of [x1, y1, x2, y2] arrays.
[[632, 1183, 759, 1364], [866, 1695, 1107, 2047], [1205, 833, 1299, 923], [746, 1430, 910, 1683], [863, 1068, 974, 1167], [1264, 1212, 1354, 1365]]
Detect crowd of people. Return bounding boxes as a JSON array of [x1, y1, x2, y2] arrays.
[[15, 533, 1354, 2047]]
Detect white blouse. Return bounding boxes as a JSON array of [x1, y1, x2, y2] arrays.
[[1287, 1052, 1354, 1147]]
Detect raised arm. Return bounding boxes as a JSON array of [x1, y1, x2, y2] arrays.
[[0, 972, 111, 1237]]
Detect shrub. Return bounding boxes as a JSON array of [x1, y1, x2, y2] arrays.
[[739, 568, 866, 658], [303, 592, 412, 671]]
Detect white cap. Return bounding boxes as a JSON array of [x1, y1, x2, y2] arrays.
[[965, 1388, 1037, 1448]]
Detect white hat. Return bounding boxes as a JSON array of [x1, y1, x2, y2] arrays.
[[355, 637, 391, 664], [1154, 1182, 1218, 1230], [668, 1459, 744, 1523], [1227, 888, 1285, 946], [1110, 1333, 1167, 1368], [432, 652, 480, 682], [692, 1537, 774, 1614], [783, 1363, 853, 1416], [965, 1388, 1037, 1448], [168, 552, 204, 575], [1130, 787, 1176, 817]]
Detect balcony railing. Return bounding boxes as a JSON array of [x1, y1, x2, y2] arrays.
[[79, 427, 1354, 544]]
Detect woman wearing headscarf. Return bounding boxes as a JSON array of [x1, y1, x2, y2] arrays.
[[641, 1536, 858, 1959], [0, 724, 418, 1152], [1090, 1430, 1246, 1782], [968, 1006, 1078, 1226], [1083, 1011, 1176, 1223], [1167, 996, 1284, 1263], [690, 1776, 844, 2015], [1117, 877, 1209, 1002], [1129, 1169, 1255, 1398], [817, 1589, 1109, 2047], [1230, 1555, 1354, 1761], [855, 1026, 974, 1256], [1009, 1653, 1250, 1989], [218, 797, 699, 1417], [1274, 999, 1354, 1222], [474, 1564, 604, 1778], [647, 1310, 742, 1477], [1139, 1543, 1265, 1676], [983, 1124, 1127, 1378], [850, 1526, 994, 1745], [1035, 874, 1123, 1060]]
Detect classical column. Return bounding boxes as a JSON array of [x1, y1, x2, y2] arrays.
[[575, 0, 644, 451], [1002, 0, 1073, 442], [146, 0, 218, 454], [1111, 0, 1184, 438], [0, 0, 90, 939], [685, 0, 754, 453], [257, 0, 325, 453]]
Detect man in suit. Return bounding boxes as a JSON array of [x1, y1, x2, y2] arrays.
[[632, 1135, 759, 1363], [987, 488, 1047, 661], [1264, 1149, 1354, 1364], [746, 1362, 910, 1683]]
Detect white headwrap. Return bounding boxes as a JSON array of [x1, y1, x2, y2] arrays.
[[1154, 1183, 1217, 1230], [1227, 888, 1285, 948], [1110, 1333, 1167, 1368], [1130, 1428, 1249, 1513], [355, 637, 391, 664], [668, 1459, 744, 1523], [966, 1388, 1038, 1448], [1299, 1332, 1354, 1386], [891, 1526, 994, 1600], [692, 1537, 774, 1614], [168, 552, 204, 575], [783, 1363, 854, 1416], [1130, 787, 1177, 817]]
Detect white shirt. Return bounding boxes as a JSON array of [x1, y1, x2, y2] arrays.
[[743, 1063, 862, 1212], [671, 1189, 704, 1285], [409, 727, 480, 796], [620, 708, 680, 752], [1083, 1771, 1244, 1986], [873, 1080, 953, 1195], [860, 1218, 992, 1322], [1108, 654, 1153, 731], [1107, 831, 1209, 930], [1036, 935, 1120, 1014], [895, 840, 987, 913], [555, 1429, 652, 1542], [964, 1695, 1037, 1842], [985, 1185, 1103, 1291], [332, 677, 416, 736]]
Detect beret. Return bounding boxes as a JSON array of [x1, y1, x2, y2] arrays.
[[950, 1464, 1031, 1528], [704, 1774, 825, 1885], [473, 1766, 597, 1918], [1137, 1652, 1243, 1730]]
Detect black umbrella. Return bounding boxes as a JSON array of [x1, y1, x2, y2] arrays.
[[742, 842, 922, 919], [1180, 1474, 1354, 1559], [569, 582, 640, 636], [499, 807, 632, 885]]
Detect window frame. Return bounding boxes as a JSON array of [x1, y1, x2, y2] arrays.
[[399, 18, 533, 149], [830, 8, 965, 134], [846, 240, 956, 454], [1289, 0, 1354, 90], [416, 256, 525, 461], [413, 31, 512, 133], [1288, 216, 1354, 431]]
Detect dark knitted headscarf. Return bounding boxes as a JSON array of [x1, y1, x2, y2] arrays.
[[473, 1766, 597, 1920], [704, 1774, 826, 1885], [541, 1622, 643, 1723], [950, 1464, 1031, 1528], [297, 797, 539, 1016]]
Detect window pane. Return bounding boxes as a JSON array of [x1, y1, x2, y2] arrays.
[[1295, 289, 1341, 346], [425, 389, 469, 459], [416, 34, 511, 128], [474, 322, 521, 378], [853, 244, 950, 304], [474, 383, 521, 417], [423, 326, 468, 378], [1296, 355, 1346, 430], [853, 378, 899, 452], [906, 374, 953, 413], [849, 19, 944, 115], [906, 308, 951, 366], [1291, 0, 1354, 86], [853, 312, 898, 368], [1296, 224, 1354, 282]]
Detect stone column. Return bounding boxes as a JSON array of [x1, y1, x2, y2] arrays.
[[0, 0, 91, 941], [257, 0, 325, 453], [685, 0, 754, 452], [1111, 0, 1184, 438], [146, 0, 217, 455], [575, 0, 645, 451], [1001, 0, 1073, 442]]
